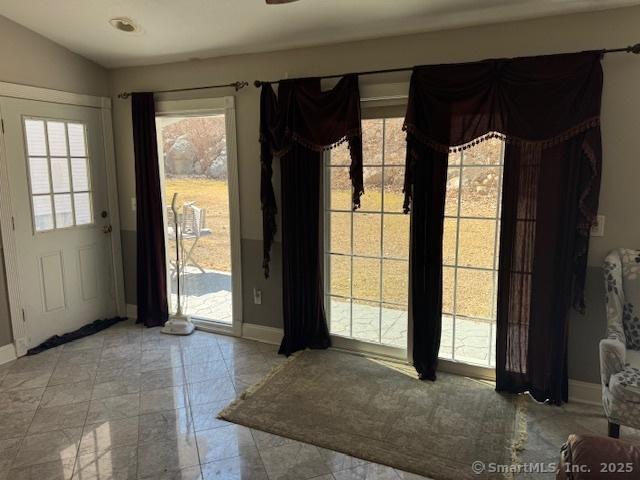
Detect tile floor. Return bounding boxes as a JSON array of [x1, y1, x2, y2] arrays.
[[0, 319, 638, 480]]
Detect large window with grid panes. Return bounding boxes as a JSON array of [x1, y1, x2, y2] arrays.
[[324, 111, 503, 367]]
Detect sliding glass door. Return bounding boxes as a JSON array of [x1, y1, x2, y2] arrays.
[[324, 105, 504, 371]]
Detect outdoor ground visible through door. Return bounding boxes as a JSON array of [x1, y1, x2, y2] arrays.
[[157, 114, 232, 324]]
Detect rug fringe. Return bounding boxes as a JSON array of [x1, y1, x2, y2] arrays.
[[505, 394, 529, 479], [217, 351, 301, 421]]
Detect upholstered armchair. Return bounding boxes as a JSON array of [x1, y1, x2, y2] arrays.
[[600, 248, 640, 438]]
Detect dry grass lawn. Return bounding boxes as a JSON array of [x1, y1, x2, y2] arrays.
[[166, 177, 498, 320], [165, 177, 232, 273]]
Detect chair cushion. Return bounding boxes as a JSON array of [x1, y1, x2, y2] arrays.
[[620, 249, 640, 349], [627, 349, 640, 369], [610, 366, 640, 403]]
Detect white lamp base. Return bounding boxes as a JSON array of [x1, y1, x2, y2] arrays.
[[161, 313, 195, 336]]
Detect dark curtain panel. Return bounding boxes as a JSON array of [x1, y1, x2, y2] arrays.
[[260, 75, 363, 277], [132, 92, 169, 327], [407, 139, 448, 380], [280, 143, 330, 355], [259, 76, 362, 356], [497, 130, 602, 403], [403, 52, 603, 402]]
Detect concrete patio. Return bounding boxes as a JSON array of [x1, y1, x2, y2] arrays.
[[171, 268, 495, 367]]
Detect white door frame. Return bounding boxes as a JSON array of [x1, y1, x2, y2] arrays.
[[0, 81, 126, 356], [155, 96, 243, 337]]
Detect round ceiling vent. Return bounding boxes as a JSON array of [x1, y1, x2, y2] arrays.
[[109, 17, 140, 33]]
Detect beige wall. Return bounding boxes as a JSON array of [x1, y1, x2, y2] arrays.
[[0, 15, 109, 347], [110, 6, 638, 383]]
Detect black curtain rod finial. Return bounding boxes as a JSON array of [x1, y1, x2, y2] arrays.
[[629, 43, 640, 54]]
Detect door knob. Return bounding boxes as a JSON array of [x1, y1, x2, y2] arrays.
[[103, 225, 113, 234]]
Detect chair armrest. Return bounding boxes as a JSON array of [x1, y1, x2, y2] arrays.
[[600, 337, 626, 386]]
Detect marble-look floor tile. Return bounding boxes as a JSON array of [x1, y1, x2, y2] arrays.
[[48, 363, 97, 387], [72, 446, 138, 480], [13, 428, 82, 467], [85, 393, 140, 424], [8, 351, 59, 374], [190, 401, 232, 432], [99, 344, 141, 363], [183, 361, 228, 384], [0, 437, 21, 473], [137, 437, 199, 478], [140, 385, 189, 414], [196, 425, 257, 464], [138, 465, 203, 480], [79, 417, 139, 455], [181, 346, 223, 366], [91, 373, 141, 400], [94, 366, 141, 384], [28, 402, 89, 435], [0, 410, 36, 440], [0, 369, 52, 391], [333, 464, 401, 480], [140, 348, 183, 372], [180, 332, 220, 350], [7, 457, 76, 480], [259, 441, 331, 480], [319, 448, 369, 473], [138, 408, 195, 444], [140, 367, 185, 392], [187, 378, 235, 406], [56, 349, 100, 367], [40, 380, 92, 408], [61, 335, 104, 352], [72, 445, 137, 480], [250, 429, 298, 451], [0, 387, 44, 413], [201, 450, 269, 480]]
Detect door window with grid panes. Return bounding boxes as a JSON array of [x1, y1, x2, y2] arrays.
[[441, 137, 504, 367], [325, 117, 409, 349], [325, 115, 504, 366], [23, 118, 93, 232]]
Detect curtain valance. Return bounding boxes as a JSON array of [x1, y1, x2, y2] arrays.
[[260, 75, 363, 277], [403, 51, 602, 151]]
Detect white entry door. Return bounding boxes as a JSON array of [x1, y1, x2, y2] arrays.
[[0, 97, 118, 349]]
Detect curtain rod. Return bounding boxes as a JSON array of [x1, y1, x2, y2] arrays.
[[117, 81, 249, 99], [253, 43, 640, 87]]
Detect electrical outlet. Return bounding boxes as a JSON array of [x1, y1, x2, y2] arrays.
[[591, 214, 605, 237], [253, 288, 262, 305], [131, 197, 136, 212]]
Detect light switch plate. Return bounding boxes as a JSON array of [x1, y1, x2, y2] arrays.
[[591, 214, 605, 237], [131, 197, 136, 212]]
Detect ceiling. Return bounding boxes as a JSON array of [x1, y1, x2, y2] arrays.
[[1, 0, 638, 68]]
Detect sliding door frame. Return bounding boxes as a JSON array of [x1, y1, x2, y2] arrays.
[[322, 82, 495, 381], [155, 96, 242, 337]]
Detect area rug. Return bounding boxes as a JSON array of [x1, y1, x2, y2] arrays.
[[219, 349, 526, 480]]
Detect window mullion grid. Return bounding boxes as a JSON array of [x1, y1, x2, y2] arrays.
[[64, 122, 77, 227], [378, 119, 386, 344], [41, 120, 56, 229], [451, 150, 464, 361]]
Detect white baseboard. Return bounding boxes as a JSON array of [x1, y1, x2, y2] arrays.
[[126, 304, 137, 320], [568, 379, 602, 406], [134, 312, 602, 405], [0, 343, 17, 365], [241, 323, 283, 345]]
